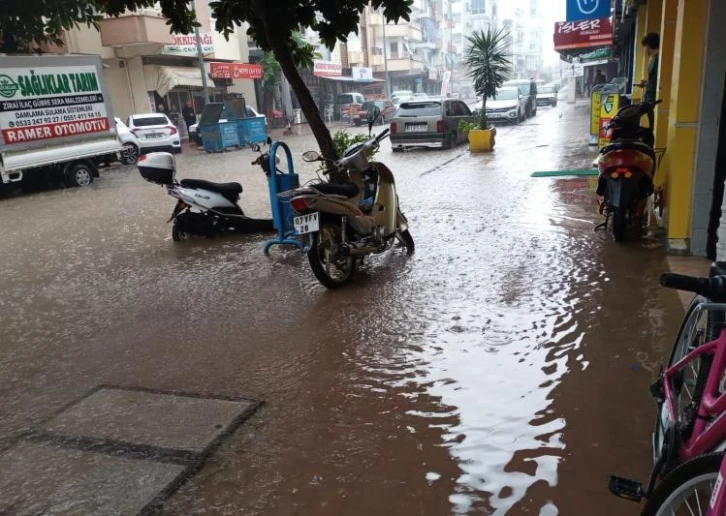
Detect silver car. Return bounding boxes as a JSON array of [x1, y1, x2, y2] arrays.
[[390, 99, 476, 150]]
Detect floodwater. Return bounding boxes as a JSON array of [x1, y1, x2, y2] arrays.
[[0, 101, 685, 515]]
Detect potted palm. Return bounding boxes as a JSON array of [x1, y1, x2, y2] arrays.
[[463, 28, 512, 152]]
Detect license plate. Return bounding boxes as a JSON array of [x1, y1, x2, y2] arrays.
[[294, 212, 320, 235], [405, 125, 428, 132], [146, 132, 163, 139], [488, 113, 503, 118]]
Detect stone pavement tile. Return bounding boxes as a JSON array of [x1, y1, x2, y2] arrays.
[[0, 441, 185, 515], [39, 387, 256, 456]]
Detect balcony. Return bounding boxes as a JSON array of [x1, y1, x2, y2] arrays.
[[372, 58, 424, 73], [101, 9, 175, 47]]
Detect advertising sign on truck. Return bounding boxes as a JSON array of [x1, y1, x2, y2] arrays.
[[0, 55, 120, 188], [0, 58, 114, 150]]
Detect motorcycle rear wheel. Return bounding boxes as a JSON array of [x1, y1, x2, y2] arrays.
[[308, 222, 357, 289], [612, 210, 627, 241]]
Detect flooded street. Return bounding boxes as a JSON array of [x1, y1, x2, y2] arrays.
[[0, 102, 685, 515]]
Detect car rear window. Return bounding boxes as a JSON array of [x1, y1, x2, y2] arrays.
[[338, 95, 354, 104], [132, 116, 169, 127], [361, 101, 375, 110], [540, 86, 555, 93], [397, 102, 442, 117]]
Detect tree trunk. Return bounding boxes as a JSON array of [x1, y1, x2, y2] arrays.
[[254, 1, 336, 162]]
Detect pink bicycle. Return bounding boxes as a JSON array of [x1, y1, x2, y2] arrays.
[[610, 273, 726, 515]]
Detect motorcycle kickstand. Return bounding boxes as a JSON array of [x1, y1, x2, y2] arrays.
[[595, 209, 610, 232]]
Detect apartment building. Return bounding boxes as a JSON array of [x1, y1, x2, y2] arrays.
[[43, 1, 257, 137]]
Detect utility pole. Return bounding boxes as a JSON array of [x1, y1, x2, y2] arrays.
[[380, 8, 391, 98], [191, 0, 210, 103]]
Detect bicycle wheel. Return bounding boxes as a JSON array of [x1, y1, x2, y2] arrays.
[[641, 453, 723, 516], [654, 295, 714, 466]]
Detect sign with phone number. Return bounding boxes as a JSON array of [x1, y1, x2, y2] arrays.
[[0, 65, 109, 146]]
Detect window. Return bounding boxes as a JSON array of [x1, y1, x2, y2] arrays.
[[471, 0, 485, 14], [389, 41, 398, 59], [397, 102, 442, 117], [457, 102, 472, 116]]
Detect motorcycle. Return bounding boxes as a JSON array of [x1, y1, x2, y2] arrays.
[[137, 152, 273, 241], [595, 100, 661, 241], [279, 106, 414, 289]]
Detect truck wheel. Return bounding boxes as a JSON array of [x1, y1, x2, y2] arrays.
[[65, 163, 94, 188]]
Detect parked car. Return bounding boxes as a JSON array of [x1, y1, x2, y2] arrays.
[[188, 106, 266, 146], [356, 100, 397, 125], [536, 84, 558, 107], [336, 92, 365, 121], [127, 113, 181, 154], [115, 118, 141, 165], [390, 99, 476, 150], [503, 79, 538, 117], [480, 87, 527, 124]]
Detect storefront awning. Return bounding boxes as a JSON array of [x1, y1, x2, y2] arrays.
[[148, 65, 206, 97]]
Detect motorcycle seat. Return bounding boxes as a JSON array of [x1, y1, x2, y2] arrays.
[[180, 179, 243, 202], [311, 182, 360, 198], [601, 140, 653, 154]]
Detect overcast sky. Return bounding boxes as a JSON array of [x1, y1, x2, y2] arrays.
[[537, 0, 567, 66]]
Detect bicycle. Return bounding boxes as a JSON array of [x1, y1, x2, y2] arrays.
[[610, 273, 726, 514]]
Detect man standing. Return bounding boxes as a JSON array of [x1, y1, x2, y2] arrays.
[[638, 32, 660, 128], [182, 101, 197, 134], [593, 69, 607, 87]]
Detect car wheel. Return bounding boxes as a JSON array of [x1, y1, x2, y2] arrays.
[[120, 142, 139, 165], [65, 163, 94, 188], [442, 132, 455, 149]]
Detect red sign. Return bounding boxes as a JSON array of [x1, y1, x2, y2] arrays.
[[554, 17, 613, 51], [313, 60, 342, 78], [2, 117, 109, 144], [209, 63, 263, 80]]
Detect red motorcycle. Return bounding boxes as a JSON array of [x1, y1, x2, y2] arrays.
[[595, 101, 661, 241]]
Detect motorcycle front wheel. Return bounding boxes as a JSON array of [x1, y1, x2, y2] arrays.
[[308, 222, 357, 289]]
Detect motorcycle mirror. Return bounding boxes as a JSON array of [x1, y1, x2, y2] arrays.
[[302, 150, 321, 162], [251, 143, 261, 152], [266, 136, 273, 145]]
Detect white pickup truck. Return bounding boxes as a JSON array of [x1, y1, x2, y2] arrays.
[[0, 54, 120, 188]]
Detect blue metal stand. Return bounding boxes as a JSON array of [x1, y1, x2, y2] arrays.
[[263, 141, 305, 255]]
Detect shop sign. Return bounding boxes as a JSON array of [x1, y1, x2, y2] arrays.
[[590, 91, 601, 136], [0, 65, 109, 146], [209, 62, 263, 80], [163, 32, 215, 56], [554, 17, 613, 51], [352, 67, 373, 81], [313, 60, 342, 78], [566, 0, 610, 22], [598, 93, 619, 148]]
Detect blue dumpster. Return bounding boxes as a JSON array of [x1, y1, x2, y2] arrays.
[[237, 117, 267, 145], [201, 121, 240, 152]]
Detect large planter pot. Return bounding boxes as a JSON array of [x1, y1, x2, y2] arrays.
[[468, 127, 496, 153]]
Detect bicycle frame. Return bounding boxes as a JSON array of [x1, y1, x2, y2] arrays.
[[663, 330, 726, 462], [709, 456, 726, 515]]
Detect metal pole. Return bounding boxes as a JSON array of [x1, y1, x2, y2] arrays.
[[381, 9, 390, 98], [191, 1, 210, 103]]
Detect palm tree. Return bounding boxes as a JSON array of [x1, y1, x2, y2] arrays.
[[463, 28, 512, 130]]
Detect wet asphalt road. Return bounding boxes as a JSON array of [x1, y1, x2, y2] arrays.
[[0, 102, 686, 515]]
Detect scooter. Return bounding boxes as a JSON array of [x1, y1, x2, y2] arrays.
[[595, 100, 661, 241], [137, 152, 273, 241], [280, 106, 414, 288]]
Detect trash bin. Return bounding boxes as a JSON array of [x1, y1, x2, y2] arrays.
[[198, 103, 241, 152]]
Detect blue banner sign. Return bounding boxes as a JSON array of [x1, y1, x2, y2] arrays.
[[567, 0, 611, 21]]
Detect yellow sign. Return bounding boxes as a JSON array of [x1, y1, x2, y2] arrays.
[[590, 91, 601, 136], [598, 93, 620, 148]]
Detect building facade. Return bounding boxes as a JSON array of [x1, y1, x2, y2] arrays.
[[44, 1, 258, 138], [608, 0, 726, 257]]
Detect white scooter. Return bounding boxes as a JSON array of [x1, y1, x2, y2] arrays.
[[138, 152, 273, 241], [285, 107, 414, 288]]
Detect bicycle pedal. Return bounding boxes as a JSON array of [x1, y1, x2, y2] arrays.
[[608, 476, 643, 502]]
